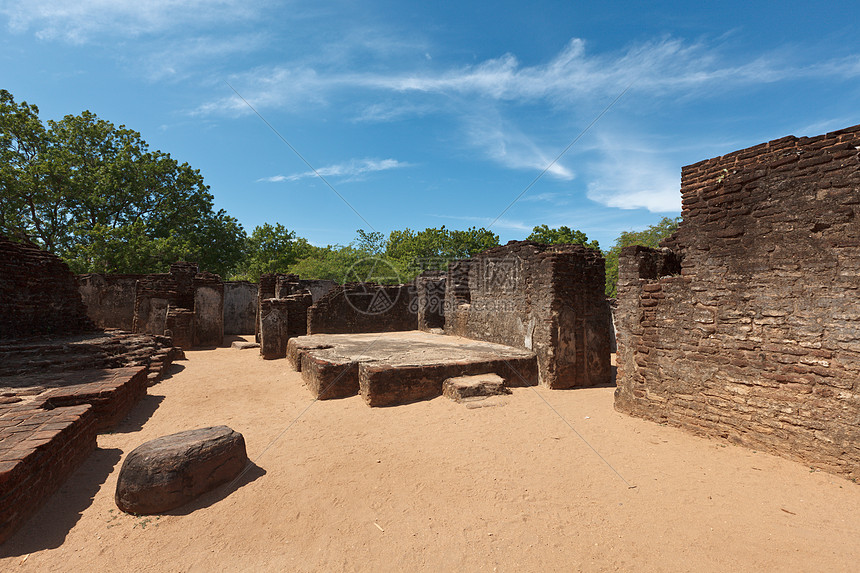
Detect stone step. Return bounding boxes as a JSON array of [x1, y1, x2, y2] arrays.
[[442, 373, 510, 402]]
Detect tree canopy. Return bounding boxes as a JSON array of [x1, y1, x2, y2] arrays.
[[0, 90, 245, 276], [2, 89, 680, 293], [525, 224, 599, 250], [603, 216, 680, 297]]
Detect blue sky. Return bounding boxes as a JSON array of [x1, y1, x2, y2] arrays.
[[2, 1, 860, 250]]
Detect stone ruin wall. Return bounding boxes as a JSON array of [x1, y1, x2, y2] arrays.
[[615, 124, 860, 478], [445, 241, 611, 389], [0, 235, 94, 339], [223, 281, 258, 335], [78, 273, 144, 331], [131, 262, 224, 349], [306, 283, 418, 335]]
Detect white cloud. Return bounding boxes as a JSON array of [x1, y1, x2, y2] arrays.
[[200, 37, 860, 117], [0, 0, 255, 43], [258, 158, 410, 183], [585, 134, 681, 213], [463, 112, 575, 180]]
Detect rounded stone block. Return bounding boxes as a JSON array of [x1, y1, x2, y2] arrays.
[[115, 425, 248, 515]]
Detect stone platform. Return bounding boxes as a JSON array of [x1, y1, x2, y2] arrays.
[[287, 331, 538, 407], [0, 403, 97, 544], [0, 331, 183, 544]]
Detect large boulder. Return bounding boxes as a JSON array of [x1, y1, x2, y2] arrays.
[[115, 426, 248, 515]]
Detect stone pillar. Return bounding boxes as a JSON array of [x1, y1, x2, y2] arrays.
[[166, 307, 195, 350], [259, 299, 289, 359]]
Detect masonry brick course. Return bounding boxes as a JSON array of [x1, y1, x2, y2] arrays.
[[0, 235, 94, 339], [445, 241, 611, 389], [615, 124, 860, 478]]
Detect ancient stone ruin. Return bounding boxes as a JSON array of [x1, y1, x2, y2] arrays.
[[132, 262, 224, 350], [288, 241, 612, 406], [1, 235, 95, 339], [615, 125, 860, 478], [446, 241, 612, 389], [0, 235, 182, 543], [256, 273, 336, 359]]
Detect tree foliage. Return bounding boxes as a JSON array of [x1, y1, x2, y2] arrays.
[[239, 223, 314, 281], [385, 225, 499, 278], [0, 90, 245, 276], [604, 216, 680, 297], [526, 224, 599, 250]]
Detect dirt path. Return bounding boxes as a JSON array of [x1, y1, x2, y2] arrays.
[[2, 339, 858, 572]]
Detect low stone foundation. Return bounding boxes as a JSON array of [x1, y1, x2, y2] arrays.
[[0, 404, 97, 544]]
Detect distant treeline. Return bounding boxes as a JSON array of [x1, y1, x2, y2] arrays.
[[0, 89, 677, 295]]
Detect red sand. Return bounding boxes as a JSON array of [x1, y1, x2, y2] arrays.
[[2, 338, 858, 572]]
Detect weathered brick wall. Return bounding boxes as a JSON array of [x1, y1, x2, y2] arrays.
[[307, 283, 418, 335], [131, 264, 224, 348], [192, 273, 224, 347], [615, 124, 860, 478], [78, 274, 143, 331], [224, 281, 258, 335], [445, 241, 611, 389], [416, 272, 446, 331], [0, 403, 98, 544], [0, 235, 94, 339]]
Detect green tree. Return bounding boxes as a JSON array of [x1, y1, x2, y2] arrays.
[[604, 216, 680, 297], [240, 223, 314, 281], [526, 224, 599, 250], [0, 90, 245, 276], [386, 225, 500, 279], [354, 229, 387, 255]]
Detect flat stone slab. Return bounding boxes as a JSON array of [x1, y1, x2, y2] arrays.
[[115, 425, 248, 515], [443, 373, 510, 402], [231, 341, 260, 350], [287, 331, 537, 407]]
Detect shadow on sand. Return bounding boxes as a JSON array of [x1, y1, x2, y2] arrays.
[[163, 461, 267, 516], [0, 447, 124, 558]]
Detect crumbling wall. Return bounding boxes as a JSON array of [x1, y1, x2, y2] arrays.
[[307, 283, 418, 335], [416, 271, 446, 331], [131, 262, 224, 349], [192, 273, 224, 347], [224, 281, 258, 335], [615, 124, 860, 478], [445, 241, 611, 389], [0, 235, 94, 339], [78, 274, 143, 331]]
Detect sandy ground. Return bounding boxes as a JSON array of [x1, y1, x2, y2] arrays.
[[1, 337, 858, 572]]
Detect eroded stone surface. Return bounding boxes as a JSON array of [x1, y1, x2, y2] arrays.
[[115, 426, 247, 515], [615, 124, 860, 479], [443, 373, 510, 402], [288, 331, 537, 407]]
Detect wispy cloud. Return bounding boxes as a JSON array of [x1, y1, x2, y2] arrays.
[[258, 158, 411, 183], [0, 0, 256, 43], [197, 37, 860, 117], [463, 112, 575, 180], [585, 133, 681, 213]]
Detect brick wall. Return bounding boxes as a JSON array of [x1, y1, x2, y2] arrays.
[[0, 235, 94, 339], [615, 124, 860, 478], [307, 283, 418, 335], [445, 241, 611, 389], [224, 281, 258, 335], [0, 404, 97, 544], [78, 274, 143, 331]]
